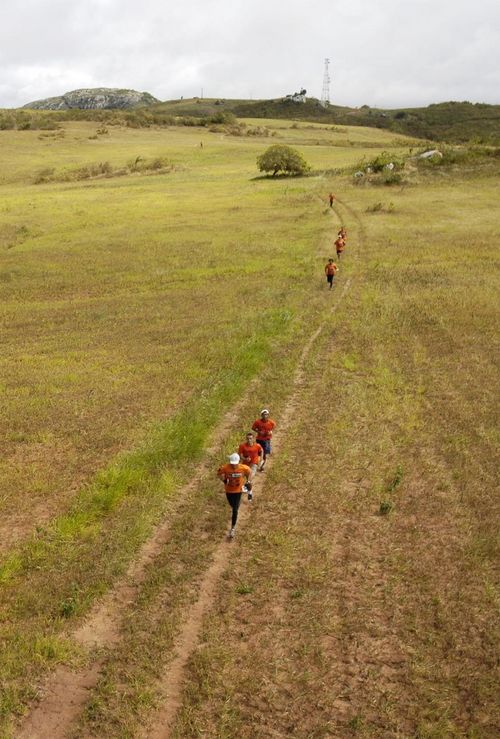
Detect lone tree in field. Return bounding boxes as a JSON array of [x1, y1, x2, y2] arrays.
[[257, 144, 310, 177]]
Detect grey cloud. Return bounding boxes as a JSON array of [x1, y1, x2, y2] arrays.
[[0, 0, 499, 108]]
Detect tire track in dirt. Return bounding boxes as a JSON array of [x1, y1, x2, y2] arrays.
[[243, 196, 362, 684], [311, 204, 411, 731], [145, 275, 354, 735]]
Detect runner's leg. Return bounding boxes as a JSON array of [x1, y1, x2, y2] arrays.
[[226, 493, 242, 527]]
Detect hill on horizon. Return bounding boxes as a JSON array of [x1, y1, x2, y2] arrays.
[[23, 87, 160, 111]]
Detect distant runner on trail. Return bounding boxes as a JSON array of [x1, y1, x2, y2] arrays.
[[325, 258, 338, 289], [338, 226, 346, 241], [217, 453, 253, 539], [252, 409, 276, 471], [335, 236, 345, 259], [238, 432, 263, 501], [329, 192, 336, 208]]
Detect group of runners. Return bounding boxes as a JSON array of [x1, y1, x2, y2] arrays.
[[217, 409, 276, 539], [325, 226, 347, 289], [217, 210, 346, 539]]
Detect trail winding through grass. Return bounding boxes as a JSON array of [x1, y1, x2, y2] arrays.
[[16, 203, 358, 739]]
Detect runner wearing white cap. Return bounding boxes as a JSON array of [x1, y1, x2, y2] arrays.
[[217, 452, 253, 539]]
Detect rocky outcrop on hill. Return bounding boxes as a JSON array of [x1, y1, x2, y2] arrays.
[[23, 88, 160, 110]]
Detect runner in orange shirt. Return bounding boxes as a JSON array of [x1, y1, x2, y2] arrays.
[[335, 235, 345, 259], [217, 453, 253, 539], [324, 258, 338, 289], [251, 409, 276, 471], [238, 431, 263, 501], [338, 226, 346, 241], [329, 192, 336, 208]]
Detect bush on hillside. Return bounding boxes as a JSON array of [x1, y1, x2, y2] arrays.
[[362, 151, 405, 172], [380, 169, 403, 185], [257, 144, 310, 176], [416, 145, 500, 168], [34, 155, 175, 184], [0, 114, 16, 130], [209, 111, 236, 125]]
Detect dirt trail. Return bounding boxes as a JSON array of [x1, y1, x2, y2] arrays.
[[16, 666, 101, 739], [145, 275, 353, 738]]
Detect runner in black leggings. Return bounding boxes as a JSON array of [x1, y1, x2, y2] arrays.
[[217, 453, 253, 539]]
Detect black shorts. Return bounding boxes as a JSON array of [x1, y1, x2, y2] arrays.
[[327, 274, 334, 284], [257, 439, 271, 455]]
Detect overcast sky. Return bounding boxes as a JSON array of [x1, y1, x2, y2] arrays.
[[1, 0, 499, 109]]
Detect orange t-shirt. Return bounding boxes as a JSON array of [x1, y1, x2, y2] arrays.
[[238, 442, 262, 465], [217, 463, 251, 493], [325, 262, 337, 276], [335, 238, 345, 252], [252, 419, 276, 441]]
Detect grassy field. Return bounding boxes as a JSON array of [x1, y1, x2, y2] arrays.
[[0, 121, 412, 552], [0, 118, 499, 737]]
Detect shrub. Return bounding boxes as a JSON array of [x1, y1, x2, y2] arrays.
[[246, 125, 273, 137], [417, 145, 500, 168], [381, 169, 403, 185], [379, 501, 393, 515], [35, 155, 174, 185], [257, 144, 310, 177], [127, 156, 173, 173], [209, 111, 236, 125], [366, 151, 404, 172], [34, 168, 56, 184], [0, 114, 16, 130]]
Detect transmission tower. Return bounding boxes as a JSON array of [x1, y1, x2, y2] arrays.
[[321, 58, 331, 108]]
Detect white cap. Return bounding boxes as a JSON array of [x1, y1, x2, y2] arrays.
[[261, 408, 270, 415], [229, 453, 240, 464]]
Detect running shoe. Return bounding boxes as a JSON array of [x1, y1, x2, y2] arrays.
[[228, 528, 235, 539], [247, 491, 253, 502]]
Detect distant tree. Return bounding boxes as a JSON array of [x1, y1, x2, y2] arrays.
[[257, 144, 310, 176], [209, 111, 236, 125]]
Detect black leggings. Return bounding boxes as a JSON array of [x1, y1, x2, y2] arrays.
[[226, 493, 242, 527]]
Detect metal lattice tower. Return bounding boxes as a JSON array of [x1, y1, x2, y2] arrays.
[[321, 58, 331, 107]]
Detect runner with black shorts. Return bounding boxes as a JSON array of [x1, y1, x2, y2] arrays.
[[252, 409, 276, 471]]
